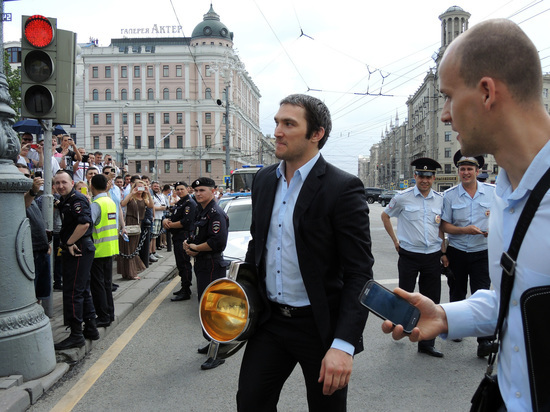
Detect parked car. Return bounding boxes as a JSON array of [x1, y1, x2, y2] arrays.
[[364, 187, 383, 204], [221, 196, 252, 262], [378, 190, 400, 207]]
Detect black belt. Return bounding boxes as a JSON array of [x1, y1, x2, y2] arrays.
[[270, 301, 313, 318], [194, 252, 222, 261]]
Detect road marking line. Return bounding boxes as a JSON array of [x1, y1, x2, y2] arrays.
[[52, 276, 180, 412]]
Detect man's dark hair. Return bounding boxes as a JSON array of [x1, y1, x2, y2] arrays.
[[55, 169, 74, 180], [91, 174, 108, 191], [103, 166, 112, 174], [130, 174, 141, 183], [162, 184, 171, 191], [279, 94, 332, 149], [115, 175, 123, 180], [141, 175, 150, 182], [455, 19, 542, 104], [94, 151, 103, 156]]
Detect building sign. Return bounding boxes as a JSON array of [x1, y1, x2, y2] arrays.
[[436, 176, 458, 183], [120, 25, 183, 36], [2, 13, 12, 22]]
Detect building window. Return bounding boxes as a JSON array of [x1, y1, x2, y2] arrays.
[[176, 113, 183, 124], [71, 133, 77, 144], [92, 89, 99, 100], [121, 66, 127, 78], [135, 113, 141, 124], [92, 136, 99, 149], [177, 135, 183, 148], [147, 88, 154, 100], [444, 148, 451, 158], [6, 47, 21, 63], [148, 113, 154, 124], [205, 88, 212, 99], [164, 136, 170, 149], [176, 65, 182, 77], [148, 136, 154, 149], [134, 65, 140, 78], [135, 136, 141, 149], [205, 113, 212, 124], [445, 164, 452, 174], [163, 88, 170, 100], [93, 114, 99, 125], [164, 161, 171, 173], [106, 136, 113, 149], [205, 135, 212, 148], [135, 88, 141, 100], [205, 160, 212, 173], [105, 89, 112, 100], [176, 88, 182, 99], [121, 89, 127, 100], [106, 113, 112, 124], [177, 160, 183, 173], [205, 65, 211, 77], [136, 160, 142, 173], [445, 131, 452, 142], [163, 113, 170, 124], [147, 66, 153, 77], [163, 65, 169, 77], [149, 160, 155, 173], [122, 113, 128, 125], [105, 66, 111, 78], [92, 66, 98, 78]]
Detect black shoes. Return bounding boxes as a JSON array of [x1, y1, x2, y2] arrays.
[[171, 293, 191, 301], [54, 332, 85, 350], [418, 346, 444, 358], [201, 357, 225, 370], [477, 340, 493, 358], [96, 320, 112, 328], [198, 343, 210, 354], [112, 283, 119, 292], [83, 319, 100, 341], [452, 338, 463, 342]]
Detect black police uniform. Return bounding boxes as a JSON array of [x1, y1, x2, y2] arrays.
[[58, 189, 96, 331], [193, 197, 229, 302], [170, 194, 197, 299]]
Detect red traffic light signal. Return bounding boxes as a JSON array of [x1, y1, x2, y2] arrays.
[[23, 15, 54, 48]]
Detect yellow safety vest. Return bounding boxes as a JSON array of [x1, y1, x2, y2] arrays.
[[92, 195, 119, 258]]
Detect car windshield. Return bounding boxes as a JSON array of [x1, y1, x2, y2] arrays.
[[226, 203, 252, 232]]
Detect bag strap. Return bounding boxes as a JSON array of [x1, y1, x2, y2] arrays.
[[486, 166, 550, 373]]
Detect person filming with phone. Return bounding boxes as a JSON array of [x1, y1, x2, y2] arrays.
[[382, 19, 550, 412]]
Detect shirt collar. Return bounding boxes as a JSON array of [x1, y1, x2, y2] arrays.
[[413, 185, 433, 199], [92, 192, 108, 200], [276, 152, 321, 181]]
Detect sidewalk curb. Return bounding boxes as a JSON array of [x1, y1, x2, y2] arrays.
[[0, 253, 177, 411]]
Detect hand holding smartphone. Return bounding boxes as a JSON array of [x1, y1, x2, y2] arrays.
[[359, 280, 420, 334]]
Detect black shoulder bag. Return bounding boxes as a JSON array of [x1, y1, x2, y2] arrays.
[[470, 167, 550, 412]]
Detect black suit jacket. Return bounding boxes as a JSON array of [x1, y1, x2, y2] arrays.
[[245, 155, 373, 353]]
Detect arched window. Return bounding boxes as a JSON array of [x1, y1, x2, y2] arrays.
[[176, 88, 182, 100], [163, 88, 170, 100], [92, 89, 99, 100], [205, 88, 212, 99], [121, 88, 127, 100], [134, 88, 141, 100], [148, 88, 154, 100], [105, 89, 111, 100]]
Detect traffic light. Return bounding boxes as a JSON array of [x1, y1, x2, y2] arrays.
[[21, 15, 76, 125]]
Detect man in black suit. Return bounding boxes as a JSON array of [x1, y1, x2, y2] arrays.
[[237, 94, 374, 411]]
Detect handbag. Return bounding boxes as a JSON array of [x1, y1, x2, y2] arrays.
[[470, 166, 550, 412], [125, 225, 141, 236]]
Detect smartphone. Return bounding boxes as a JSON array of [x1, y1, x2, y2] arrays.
[[34, 170, 42, 178], [80, 186, 88, 195], [122, 232, 129, 242], [137, 186, 145, 192], [359, 280, 420, 334], [31, 144, 38, 149]]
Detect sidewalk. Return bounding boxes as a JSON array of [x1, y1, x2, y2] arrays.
[[0, 251, 178, 412]]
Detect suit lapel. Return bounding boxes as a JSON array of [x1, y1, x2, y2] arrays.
[[293, 156, 326, 227]]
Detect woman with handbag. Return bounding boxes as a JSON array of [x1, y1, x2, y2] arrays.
[[117, 179, 154, 280]]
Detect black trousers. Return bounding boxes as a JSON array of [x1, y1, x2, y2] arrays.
[[139, 224, 151, 268], [53, 233, 63, 288], [61, 237, 96, 326], [398, 248, 441, 349], [90, 256, 115, 323], [194, 256, 226, 302], [237, 310, 347, 412], [173, 238, 192, 293]]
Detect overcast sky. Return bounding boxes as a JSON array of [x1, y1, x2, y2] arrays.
[[4, 0, 549, 174]]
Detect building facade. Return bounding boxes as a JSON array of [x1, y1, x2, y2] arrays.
[[362, 6, 550, 191], [79, 6, 263, 186]]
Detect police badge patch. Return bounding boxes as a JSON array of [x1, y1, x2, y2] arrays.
[[185, 206, 190, 214], [74, 202, 82, 213], [212, 221, 221, 233]]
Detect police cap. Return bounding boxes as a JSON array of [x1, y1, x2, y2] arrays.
[[174, 181, 188, 189], [477, 172, 489, 182], [411, 157, 442, 177], [191, 177, 216, 189], [453, 150, 485, 169]]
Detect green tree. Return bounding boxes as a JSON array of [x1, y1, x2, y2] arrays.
[[4, 50, 21, 122]]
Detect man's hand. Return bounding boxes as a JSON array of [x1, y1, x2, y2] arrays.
[[318, 348, 353, 396], [381, 288, 448, 342]]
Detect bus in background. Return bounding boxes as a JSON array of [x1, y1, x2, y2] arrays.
[[230, 165, 263, 192]]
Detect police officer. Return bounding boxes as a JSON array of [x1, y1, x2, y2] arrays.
[[90, 174, 120, 327], [381, 158, 446, 357], [163, 181, 197, 301], [441, 151, 495, 357], [184, 177, 229, 370], [53, 170, 99, 350]]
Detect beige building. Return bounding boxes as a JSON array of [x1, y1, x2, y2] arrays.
[[362, 6, 550, 191]]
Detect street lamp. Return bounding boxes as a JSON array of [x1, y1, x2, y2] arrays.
[[154, 127, 175, 181], [120, 102, 130, 174]]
